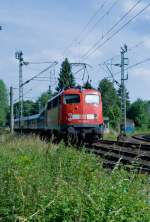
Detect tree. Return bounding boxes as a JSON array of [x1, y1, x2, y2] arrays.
[[83, 80, 93, 89], [148, 101, 150, 128], [23, 100, 38, 116], [127, 99, 149, 128], [14, 100, 38, 117], [56, 58, 75, 91], [117, 86, 130, 111], [0, 80, 8, 126], [36, 88, 52, 110], [98, 78, 120, 128], [14, 88, 53, 118]]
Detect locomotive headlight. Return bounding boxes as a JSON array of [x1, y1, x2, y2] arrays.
[[87, 114, 97, 120]]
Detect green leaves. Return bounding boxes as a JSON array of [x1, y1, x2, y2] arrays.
[[0, 136, 149, 221], [98, 78, 121, 128], [127, 99, 150, 128], [14, 89, 52, 117], [36, 89, 52, 110], [0, 80, 8, 126]]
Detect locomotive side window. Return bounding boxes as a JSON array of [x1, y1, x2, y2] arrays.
[[64, 94, 80, 104], [85, 94, 100, 104]]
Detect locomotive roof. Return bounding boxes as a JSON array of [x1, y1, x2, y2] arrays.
[[63, 88, 99, 94], [14, 87, 101, 122], [39, 88, 100, 115], [14, 114, 40, 122]]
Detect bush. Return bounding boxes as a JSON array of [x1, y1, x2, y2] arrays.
[[0, 135, 149, 221]]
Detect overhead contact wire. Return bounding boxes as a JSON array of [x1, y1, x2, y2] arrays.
[[82, 0, 150, 59]]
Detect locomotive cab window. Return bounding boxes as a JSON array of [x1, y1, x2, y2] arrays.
[[85, 94, 100, 104], [64, 94, 80, 104]]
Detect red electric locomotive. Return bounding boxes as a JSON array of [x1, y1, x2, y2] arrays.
[[60, 87, 103, 141], [14, 86, 104, 142]]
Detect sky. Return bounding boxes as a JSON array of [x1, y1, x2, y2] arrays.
[[0, 0, 150, 102]]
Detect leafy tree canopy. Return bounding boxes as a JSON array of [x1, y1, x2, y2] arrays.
[[0, 80, 8, 126], [56, 58, 75, 91], [98, 78, 121, 128], [127, 99, 150, 128], [36, 88, 52, 110], [14, 100, 38, 118], [14, 88, 53, 117]]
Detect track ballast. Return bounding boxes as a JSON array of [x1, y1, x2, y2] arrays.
[[85, 140, 150, 174]]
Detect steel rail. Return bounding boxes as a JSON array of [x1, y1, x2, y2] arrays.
[[85, 139, 150, 174]]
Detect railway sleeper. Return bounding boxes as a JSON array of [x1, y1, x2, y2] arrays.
[[92, 144, 150, 159], [85, 147, 150, 169]]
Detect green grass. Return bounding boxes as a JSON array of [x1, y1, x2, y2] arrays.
[[103, 130, 118, 141], [0, 135, 149, 221], [103, 133, 117, 141], [132, 128, 150, 136]]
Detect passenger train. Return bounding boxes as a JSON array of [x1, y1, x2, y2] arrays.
[[14, 87, 104, 142]]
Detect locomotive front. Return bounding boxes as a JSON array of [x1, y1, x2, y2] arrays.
[[60, 88, 104, 142]]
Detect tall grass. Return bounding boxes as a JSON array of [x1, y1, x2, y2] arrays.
[[0, 135, 149, 221], [133, 128, 150, 136]]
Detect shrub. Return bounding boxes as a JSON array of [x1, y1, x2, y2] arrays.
[[0, 135, 149, 221]]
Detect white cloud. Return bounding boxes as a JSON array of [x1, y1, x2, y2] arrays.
[[68, 43, 102, 59], [89, 0, 103, 10], [0, 0, 150, 101], [123, 0, 150, 20], [40, 50, 64, 62], [143, 36, 150, 48], [132, 67, 150, 80], [123, 0, 142, 13]]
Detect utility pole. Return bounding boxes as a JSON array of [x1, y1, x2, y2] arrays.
[[104, 44, 128, 134], [15, 51, 24, 129], [15, 51, 29, 129], [10, 87, 14, 134], [120, 44, 128, 134]]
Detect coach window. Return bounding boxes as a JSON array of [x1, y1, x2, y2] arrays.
[[85, 94, 100, 104], [64, 94, 80, 104]]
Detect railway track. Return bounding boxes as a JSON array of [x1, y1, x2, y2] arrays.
[[132, 135, 150, 143], [85, 140, 150, 174]]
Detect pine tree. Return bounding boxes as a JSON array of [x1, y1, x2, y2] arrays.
[[83, 80, 93, 89], [56, 58, 75, 91]]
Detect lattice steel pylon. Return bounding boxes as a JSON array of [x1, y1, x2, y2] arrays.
[[120, 44, 128, 134], [15, 51, 24, 129]]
